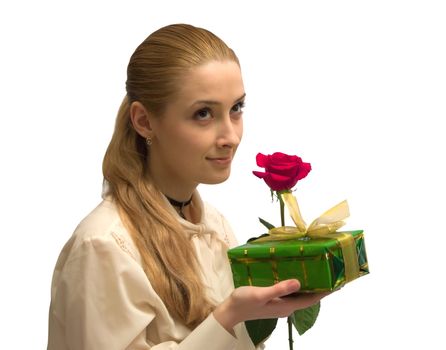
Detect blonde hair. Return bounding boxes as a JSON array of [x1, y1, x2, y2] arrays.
[[102, 24, 239, 328]]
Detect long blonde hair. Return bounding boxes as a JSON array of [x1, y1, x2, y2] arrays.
[[102, 24, 239, 328]]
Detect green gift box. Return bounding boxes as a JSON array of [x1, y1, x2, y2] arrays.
[[227, 230, 369, 292]]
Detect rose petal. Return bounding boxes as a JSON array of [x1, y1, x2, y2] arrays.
[[271, 152, 299, 163], [264, 173, 298, 191], [255, 153, 268, 167], [267, 163, 299, 176], [252, 170, 267, 179], [295, 162, 312, 180]]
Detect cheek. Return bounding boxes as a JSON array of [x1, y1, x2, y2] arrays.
[[173, 133, 209, 159], [236, 121, 244, 142], [156, 130, 190, 162]]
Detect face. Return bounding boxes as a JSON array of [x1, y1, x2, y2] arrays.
[[148, 60, 245, 197]]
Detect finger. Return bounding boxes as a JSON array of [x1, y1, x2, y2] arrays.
[[261, 279, 301, 300]]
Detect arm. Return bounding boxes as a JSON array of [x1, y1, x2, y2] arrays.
[[212, 206, 328, 338], [213, 280, 328, 334], [48, 236, 237, 350]]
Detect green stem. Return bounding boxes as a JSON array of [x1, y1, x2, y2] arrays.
[[288, 317, 294, 350], [278, 192, 285, 227], [278, 191, 294, 350]]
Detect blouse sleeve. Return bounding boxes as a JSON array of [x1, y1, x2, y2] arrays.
[[210, 208, 267, 350], [48, 235, 238, 350]]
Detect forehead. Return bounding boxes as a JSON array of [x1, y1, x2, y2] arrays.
[[174, 60, 245, 104]]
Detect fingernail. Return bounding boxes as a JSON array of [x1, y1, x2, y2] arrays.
[[288, 279, 300, 291]]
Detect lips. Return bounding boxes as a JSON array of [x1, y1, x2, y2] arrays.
[[206, 155, 232, 165]]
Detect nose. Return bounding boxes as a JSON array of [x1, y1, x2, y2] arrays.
[[216, 115, 243, 148]]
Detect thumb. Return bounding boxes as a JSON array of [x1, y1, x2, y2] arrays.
[[262, 279, 301, 300]]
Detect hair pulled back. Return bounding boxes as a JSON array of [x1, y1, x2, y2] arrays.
[[102, 24, 239, 328]]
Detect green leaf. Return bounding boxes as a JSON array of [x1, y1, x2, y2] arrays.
[[291, 301, 321, 335], [258, 217, 275, 230], [245, 318, 278, 346], [247, 233, 270, 242]]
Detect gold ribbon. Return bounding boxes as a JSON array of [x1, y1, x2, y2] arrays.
[[253, 192, 360, 282]]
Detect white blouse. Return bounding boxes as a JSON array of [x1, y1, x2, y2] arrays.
[[48, 192, 263, 350]]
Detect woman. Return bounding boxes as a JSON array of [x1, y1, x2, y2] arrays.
[[47, 23, 326, 350]]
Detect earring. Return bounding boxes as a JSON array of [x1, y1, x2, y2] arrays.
[[145, 136, 152, 146]]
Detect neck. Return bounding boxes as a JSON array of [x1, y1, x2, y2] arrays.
[[165, 194, 193, 208], [164, 194, 193, 219], [148, 154, 197, 202]]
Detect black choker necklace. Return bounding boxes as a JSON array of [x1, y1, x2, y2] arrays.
[[165, 195, 193, 219]]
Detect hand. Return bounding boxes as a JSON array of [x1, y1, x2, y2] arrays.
[[213, 279, 328, 333]]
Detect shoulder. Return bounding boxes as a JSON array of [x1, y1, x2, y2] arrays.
[[60, 198, 140, 264], [75, 198, 122, 239]]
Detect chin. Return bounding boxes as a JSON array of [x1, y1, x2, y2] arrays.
[[201, 173, 231, 185]]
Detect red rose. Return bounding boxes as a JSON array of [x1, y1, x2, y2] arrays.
[[252, 152, 311, 191]]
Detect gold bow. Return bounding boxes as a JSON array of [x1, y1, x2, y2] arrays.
[[254, 192, 360, 282]]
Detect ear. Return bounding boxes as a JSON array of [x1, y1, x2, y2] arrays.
[[129, 101, 153, 138]]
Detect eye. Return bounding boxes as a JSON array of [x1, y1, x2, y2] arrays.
[[231, 101, 245, 114], [194, 108, 212, 121]]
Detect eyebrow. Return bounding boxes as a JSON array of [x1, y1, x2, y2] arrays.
[[191, 93, 246, 107]]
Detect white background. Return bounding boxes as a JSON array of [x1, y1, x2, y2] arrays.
[[1, 0, 445, 348]]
